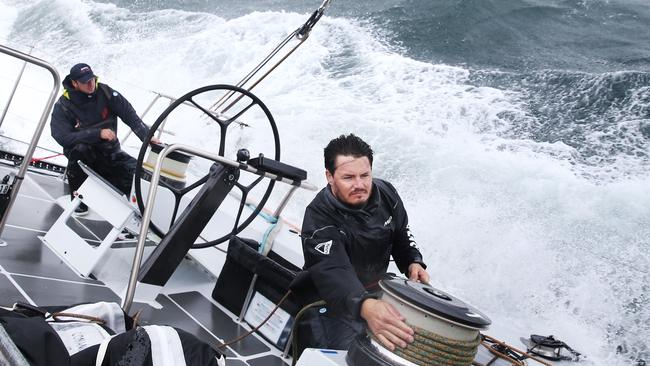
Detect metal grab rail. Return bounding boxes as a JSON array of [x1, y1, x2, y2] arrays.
[[0, 47, 31, 130], [120, 90, 249, 147], [119, 91, 185, 144], [0, 44, 61, 242], [121, 142, 316, 313]]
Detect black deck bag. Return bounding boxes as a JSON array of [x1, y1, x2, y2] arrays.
[[212, 236, 321, 354], [79, 325, 224, 366], [212, 237, 301, 315], [0, 301, 224, 366]]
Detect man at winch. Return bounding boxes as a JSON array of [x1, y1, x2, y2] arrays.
[[301, 133, 430, 351], [50, 63, 159, 215]]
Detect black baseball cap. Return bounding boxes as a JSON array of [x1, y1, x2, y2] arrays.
[[69, 63, 95, 83]]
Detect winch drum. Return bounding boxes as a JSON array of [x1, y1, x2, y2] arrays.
[[346, 278, 492, 366], [378, 280, 489, 342]]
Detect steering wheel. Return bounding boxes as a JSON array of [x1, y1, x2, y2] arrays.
[[134, 84, 280, 248]]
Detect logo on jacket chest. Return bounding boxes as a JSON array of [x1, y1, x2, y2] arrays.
[[315, 240, 332, 255]]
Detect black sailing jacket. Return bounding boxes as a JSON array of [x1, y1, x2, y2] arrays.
[[301, 178, 426, 320], [50, 76, 149, 157]]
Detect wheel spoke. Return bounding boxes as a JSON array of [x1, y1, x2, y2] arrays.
[[134, 84, 281, 247]]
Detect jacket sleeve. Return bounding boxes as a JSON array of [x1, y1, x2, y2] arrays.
[[105, 85, 150, 142], [386, 182, 427, 274], [301, 206, 372, 320], [50, 102, 102, 149]]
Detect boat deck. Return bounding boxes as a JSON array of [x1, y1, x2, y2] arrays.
[[0, 163, 290, 365]]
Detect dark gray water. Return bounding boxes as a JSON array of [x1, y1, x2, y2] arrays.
[[96, 0, 650, 179]]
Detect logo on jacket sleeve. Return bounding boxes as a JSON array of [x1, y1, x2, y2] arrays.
[[384, 215, 393, 226], [406, 224, 418, 248], [315, 240, 332, 255]]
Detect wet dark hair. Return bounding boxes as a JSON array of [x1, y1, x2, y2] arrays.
[[324, 134, 373, 174]]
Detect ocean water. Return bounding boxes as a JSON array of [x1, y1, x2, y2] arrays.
[[0, 0, 648, 364]]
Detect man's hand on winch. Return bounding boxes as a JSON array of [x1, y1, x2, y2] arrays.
[[408, 262, 430, 284], [360, 298, 414, 350]]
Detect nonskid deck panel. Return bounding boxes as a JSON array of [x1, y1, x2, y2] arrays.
[[0, 164, 290, 365]]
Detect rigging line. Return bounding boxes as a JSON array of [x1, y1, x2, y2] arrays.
[[233, 30, 297, 88], [217, 289, 292, 349], [481, 334, 552, 366], [297, 0, 332, 40], [30, 153, 63, 163], [49, 312, 106, 324], [290, 300, 327, 365], [208, 29, 299, 112], [209, 0, 333, 115], [218, 39, 307, 115]]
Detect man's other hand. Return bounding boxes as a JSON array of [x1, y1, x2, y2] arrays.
[[408, 263, 430, 284], [360, 298, 414, 351], [100, 128, 116, 141]]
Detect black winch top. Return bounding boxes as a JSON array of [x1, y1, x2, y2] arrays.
[[379, 278, 491, 329]]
